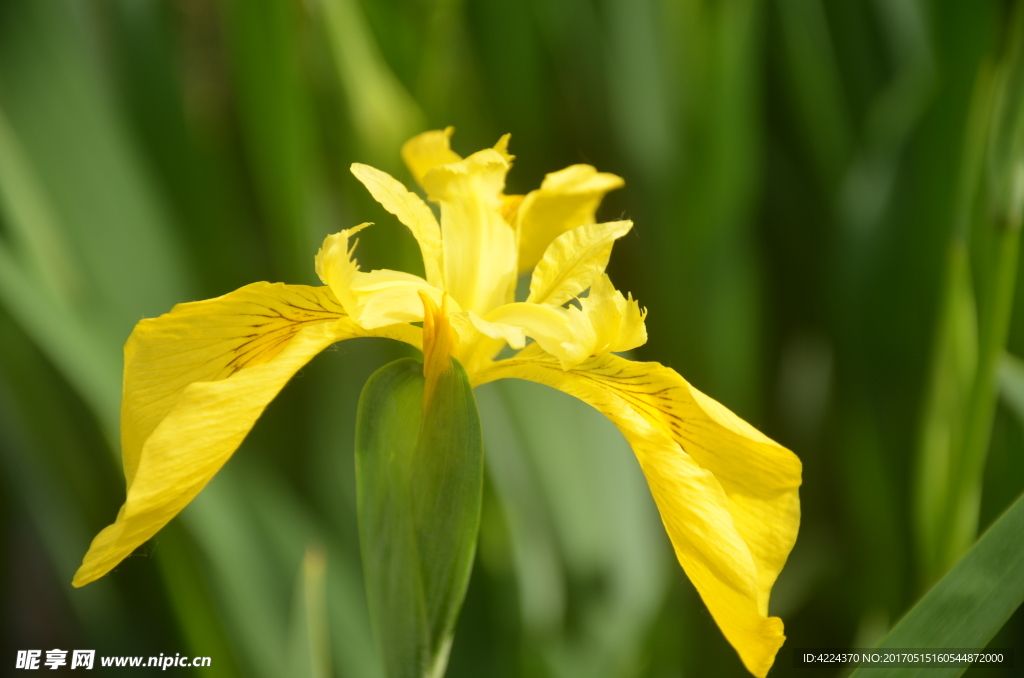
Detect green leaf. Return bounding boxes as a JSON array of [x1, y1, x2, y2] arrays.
[[913, 241, 979, 585], [850, 490, 1024, 678], [998, 352, 1024, 423], [355, 357, 483, 678]]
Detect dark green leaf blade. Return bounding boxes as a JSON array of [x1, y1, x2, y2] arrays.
[[356, 358, 427, 678]]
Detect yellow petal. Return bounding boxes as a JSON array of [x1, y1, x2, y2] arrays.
[[421, 148, 518, 316], [515, 165, 624, 273], [74, 283, 420, 587], [401, 127, 462, 187], [476, 353, 801, 677], [527, 220, 633, 306], [350, 163, 444, 287]]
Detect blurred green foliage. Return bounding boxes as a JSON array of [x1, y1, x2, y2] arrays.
[[1, 0, 1023, 676]]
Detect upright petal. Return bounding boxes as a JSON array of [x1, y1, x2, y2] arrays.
[[73, 283, 420, 587], [515, 165, 624, 273], [350, 163, 444, 287], [527, 220, 633, 306], [402, 127, 462, 187], [421, 148, 518, 316], [475, 353, 801, 677]]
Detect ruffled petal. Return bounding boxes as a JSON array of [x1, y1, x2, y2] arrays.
[[514, 165, 624, 273], [527, 220, 633, 306], [315, 224, 370, 314], [485, 275, 646, 369], [475, 353, 801, 677], [73, 283, 419, 587]]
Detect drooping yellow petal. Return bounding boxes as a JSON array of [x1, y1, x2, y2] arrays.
[[74, 283, 420, 587], [401, 127, 462, 187], [119, 282, 348, 486], [486, 275, 646, 369], [350, 163, 444, 287], [421, 148, 518, 316], [526, 220, 633, 306], [514, 165, 624, 273], [475, 353, 801, 677]]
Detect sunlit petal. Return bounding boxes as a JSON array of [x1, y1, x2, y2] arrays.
[[74, 283, 420, 587]]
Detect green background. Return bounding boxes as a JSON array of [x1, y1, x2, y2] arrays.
[[1, 0, 1022, 676]]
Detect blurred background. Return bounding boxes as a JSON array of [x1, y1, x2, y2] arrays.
[[2, 0, 1023, 676]]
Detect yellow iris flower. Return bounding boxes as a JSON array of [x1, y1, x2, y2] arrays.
[[73, 128, 801, 678]]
